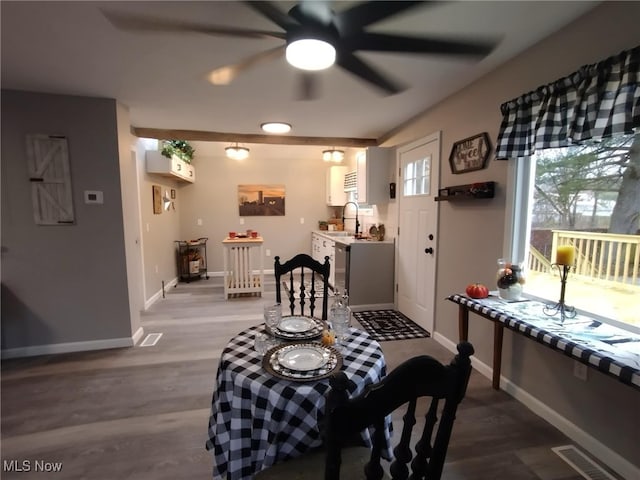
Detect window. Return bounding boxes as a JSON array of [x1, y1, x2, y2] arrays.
[[403, 157, 431, 196], [508, 134, 639, 331]]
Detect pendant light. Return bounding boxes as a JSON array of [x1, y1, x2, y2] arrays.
[[322, 148, 344, 163], [225, 143, 250, 160]]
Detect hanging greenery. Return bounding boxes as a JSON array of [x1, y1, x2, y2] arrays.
[[161, 140, 195, 164]]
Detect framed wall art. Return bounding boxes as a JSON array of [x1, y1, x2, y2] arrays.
[[449, 132, 492, 174], [238, 184, 285, 216], [152, 185, 162, 214]]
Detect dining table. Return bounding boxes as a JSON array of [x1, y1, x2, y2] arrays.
[[205, 322, 391, 480]]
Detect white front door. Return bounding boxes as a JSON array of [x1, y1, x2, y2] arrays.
[[396, 133, 440, 333]]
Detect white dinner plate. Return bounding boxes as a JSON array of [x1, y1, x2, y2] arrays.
[[277, 345, 330, 371], [279, 316, 315, 333]]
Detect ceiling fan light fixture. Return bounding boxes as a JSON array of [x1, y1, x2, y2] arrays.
[[225, 143, 250, 160], [286, 38, 336, 71], [261, 122, 292, 134], [322, 148, 344, 163]]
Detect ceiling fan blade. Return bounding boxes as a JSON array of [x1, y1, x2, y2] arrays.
[[207, 46, 285, 85], [244, 1, 297, 30], [296, 73, 320, 101], [337, 51, 405, 95], [335, 1, 428, 35], [102, 10, 286, 40], [344, 32, 498, 56]]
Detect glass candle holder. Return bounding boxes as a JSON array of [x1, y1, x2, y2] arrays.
[[496, 259, 526, 301]]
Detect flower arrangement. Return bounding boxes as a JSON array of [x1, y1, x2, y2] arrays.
[[161, 140, 195, 164]]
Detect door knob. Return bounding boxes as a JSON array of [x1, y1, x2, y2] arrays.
[[424, 247, 434, 254]]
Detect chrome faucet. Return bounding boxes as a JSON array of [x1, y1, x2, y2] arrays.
[[341, 201, 360, 236]]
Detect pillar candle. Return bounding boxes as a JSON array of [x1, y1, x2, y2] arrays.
[[556, 245, 575, 265]]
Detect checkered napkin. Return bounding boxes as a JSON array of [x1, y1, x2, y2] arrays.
[[206, 325, 391, 480]]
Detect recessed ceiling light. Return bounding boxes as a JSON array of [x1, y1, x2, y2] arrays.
[[261, 122, 292, 134]]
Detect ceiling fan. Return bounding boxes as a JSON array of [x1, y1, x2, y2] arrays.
[[103, 1, 498, 100]]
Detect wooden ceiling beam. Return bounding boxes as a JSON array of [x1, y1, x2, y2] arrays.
[[132, 127, 378, 148]]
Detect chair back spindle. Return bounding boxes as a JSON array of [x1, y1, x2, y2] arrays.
[[274, 254, 330, 320], [324, 342, 474, 480]]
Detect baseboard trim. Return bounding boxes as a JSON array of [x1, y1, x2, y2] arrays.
[[433, 332, 639, 480], [132, 326, 145, 346], [1, 335, 137, 359], [144, 277, 178, 310]]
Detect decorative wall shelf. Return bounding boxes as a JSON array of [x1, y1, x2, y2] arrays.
[[435, 181, 495, 201]]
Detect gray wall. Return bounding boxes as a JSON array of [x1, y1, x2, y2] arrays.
[[1, 90, 133, 350], [384, 1, 640, 474]]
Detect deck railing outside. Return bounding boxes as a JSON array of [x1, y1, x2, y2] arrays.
[[527, 230, 640, 290]]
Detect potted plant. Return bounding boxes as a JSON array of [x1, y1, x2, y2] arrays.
[[161, 140, 195, 164]]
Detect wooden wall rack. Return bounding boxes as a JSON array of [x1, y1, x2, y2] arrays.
[[435, 181, 495, 201]]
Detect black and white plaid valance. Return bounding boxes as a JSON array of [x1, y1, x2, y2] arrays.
[[496, 46, 640, 159]]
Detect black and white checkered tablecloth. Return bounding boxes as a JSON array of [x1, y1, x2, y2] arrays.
[[206, 325, 390, 480], [448, 294, 640, 390]]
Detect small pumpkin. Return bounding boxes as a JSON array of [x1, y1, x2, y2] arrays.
[[465, 283, 489, 299], [321, 330, 335, 347]]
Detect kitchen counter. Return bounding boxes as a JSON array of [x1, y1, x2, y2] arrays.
[[313, 230, 394, 245]]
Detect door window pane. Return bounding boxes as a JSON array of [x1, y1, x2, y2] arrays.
[[403, 156, 431, 196]]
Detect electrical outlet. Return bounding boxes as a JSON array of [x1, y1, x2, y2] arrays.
[[155, 265, 159, 274], [197, 218, 202, 226], [266, 249, 271, 256], [573, 360, 588, 381], [300, 217, 305, 224]]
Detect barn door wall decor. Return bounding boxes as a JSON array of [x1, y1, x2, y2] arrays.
[[25, 134, 75, 225]]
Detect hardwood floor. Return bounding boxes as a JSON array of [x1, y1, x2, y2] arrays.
[[1, 279, 619, 479]]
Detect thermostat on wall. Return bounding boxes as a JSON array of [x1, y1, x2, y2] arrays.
[[84, 190, 104, 204]]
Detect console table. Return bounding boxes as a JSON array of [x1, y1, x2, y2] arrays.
[[447, 294, 640, 391], [222, 236, 264, 299]]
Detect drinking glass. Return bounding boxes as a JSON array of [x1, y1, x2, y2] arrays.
[[264, 303, 282, 332], [254, 332, 269, 355], [331, 310, 351, 345]]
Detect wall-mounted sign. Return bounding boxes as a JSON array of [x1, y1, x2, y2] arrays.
[[449, 132, 491, 174]]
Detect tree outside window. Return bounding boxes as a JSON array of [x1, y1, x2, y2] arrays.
[[524, 133, 639, 329]]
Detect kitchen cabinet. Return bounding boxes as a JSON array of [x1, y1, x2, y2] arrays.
[[311, 232, 336, 287], [356, 147, 392, 205], [326, 166, 348, 206], [146, 150, 195, 183]]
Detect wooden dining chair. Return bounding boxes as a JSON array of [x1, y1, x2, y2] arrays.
[[255, 341, 474, 480], [274, 253, 331, 320]]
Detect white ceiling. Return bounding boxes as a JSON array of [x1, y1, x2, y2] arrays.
[[1, 1, 598, 143]]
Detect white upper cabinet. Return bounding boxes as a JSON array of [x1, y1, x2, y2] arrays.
[[146, 150, 195, 183], [356, 147, 391, 205], [326, 166, 348, 206]]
